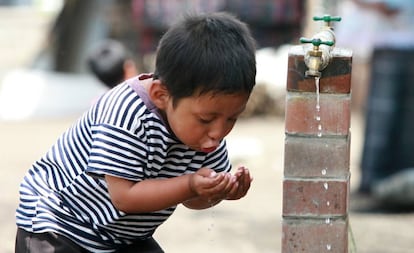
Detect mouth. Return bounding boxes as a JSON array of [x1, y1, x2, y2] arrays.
[[201, 147, 217, 153]]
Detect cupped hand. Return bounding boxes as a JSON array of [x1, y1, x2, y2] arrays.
[[189, 167, 236, 203], [225, 166, 253, 200]]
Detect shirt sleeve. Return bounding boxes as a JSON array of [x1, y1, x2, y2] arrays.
[[86, 123, 148, 181]]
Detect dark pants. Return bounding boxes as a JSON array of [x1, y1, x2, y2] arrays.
[[360, 47, 414, 192], [15, 228, 164, 253]]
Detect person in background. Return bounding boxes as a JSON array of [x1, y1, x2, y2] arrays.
[[15, 12, 255, 252], [87, 39, 138, 89], [356, 0, 414, 209]]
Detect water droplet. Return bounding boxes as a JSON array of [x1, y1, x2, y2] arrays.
[[323, 182, 329, 190], [316, 115, 321, 121], [325, 218, 331, 224], [326, 244, 332, 251], [208, 209, 216, 233], [326, 201, 330, 206], [321, 169, 327, 175], [318, 124, 322, 131], [317, 132, 323, 137]]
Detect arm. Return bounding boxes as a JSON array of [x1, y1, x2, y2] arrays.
[[105, 167, 236, 213], [106, 173, 195, 213]]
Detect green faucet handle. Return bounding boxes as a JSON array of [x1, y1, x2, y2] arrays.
[[313, 15, 342, 23], [300, 37, 334, 47]]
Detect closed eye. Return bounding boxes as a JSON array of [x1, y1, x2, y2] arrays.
[[198, 117, 214, 124]]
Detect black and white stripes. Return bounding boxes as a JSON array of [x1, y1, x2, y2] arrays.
[[16, 80, 230, 252]]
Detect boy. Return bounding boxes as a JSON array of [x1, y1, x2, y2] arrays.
[[15, 12, 256, 252]]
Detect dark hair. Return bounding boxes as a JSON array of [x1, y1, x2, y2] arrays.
[[154, 12, 256, 104], [87, 40, 128, 88]]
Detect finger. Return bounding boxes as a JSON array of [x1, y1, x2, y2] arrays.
[[221, 173, 237, 195], [226, 180, 240, 199], [197, 167, 215, 177], [214, 173, 231, 191], [191, 172, 225, 197], [234, 166, 245, 178], [208, 173, 234, 200], [200, 173, 229, 197], [235, 170, 251, 198], [207, 172, 225, 185]]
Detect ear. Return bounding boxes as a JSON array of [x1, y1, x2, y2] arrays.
[[148, 79, 170, 110]]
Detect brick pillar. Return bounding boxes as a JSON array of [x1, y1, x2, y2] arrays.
[[282, 46, 352, 253]]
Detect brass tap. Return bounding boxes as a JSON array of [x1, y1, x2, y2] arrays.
[[300, 15, 341, 78], [300, 38, 334, 78]]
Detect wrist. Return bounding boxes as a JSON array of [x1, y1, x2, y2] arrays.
[[187, 173, 198, 197]]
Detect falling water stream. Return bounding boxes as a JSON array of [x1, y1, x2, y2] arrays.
[[315, 77, 320, 112], [315, 77, 322, 137], [315, 76, 333, 251], [208, 206, 216, 245]]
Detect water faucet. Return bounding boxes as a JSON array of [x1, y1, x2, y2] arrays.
[[300, 15, 341, 78], [300, 38, 334, 78]]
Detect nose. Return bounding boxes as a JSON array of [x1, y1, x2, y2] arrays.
[[207, 120, 232, 143], [206, 130, 221, 147]]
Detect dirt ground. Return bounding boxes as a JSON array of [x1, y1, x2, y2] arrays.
[[1, 114, 414, 253]]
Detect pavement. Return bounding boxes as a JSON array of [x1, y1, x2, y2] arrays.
[[1, 5, 414, 253]]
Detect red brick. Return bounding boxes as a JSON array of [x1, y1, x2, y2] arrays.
[[282, 179, 349, 216], [285, 92, 351, 136], [282, 46, 352, 253], [282, 217, 348, 253], [284, 135, 350, 178], [286, 46, 352, 93]]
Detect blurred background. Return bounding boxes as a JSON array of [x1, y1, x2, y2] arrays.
[[1, 0, 414, 252]]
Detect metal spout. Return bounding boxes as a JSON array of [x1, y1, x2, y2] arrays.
[[300, 15, 341, 78], [300, 38, 333, 78], [304, 57, 322, 77]]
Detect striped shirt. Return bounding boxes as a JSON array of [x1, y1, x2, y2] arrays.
[[15, 76, 231, 252]]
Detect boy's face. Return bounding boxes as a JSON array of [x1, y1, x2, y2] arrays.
[[164, 92, 249, 153]]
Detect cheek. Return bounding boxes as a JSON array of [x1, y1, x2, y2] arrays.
[[168, 113, 205, 142], [219, 121, 236, 140], [224, 123, 235, 135]]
